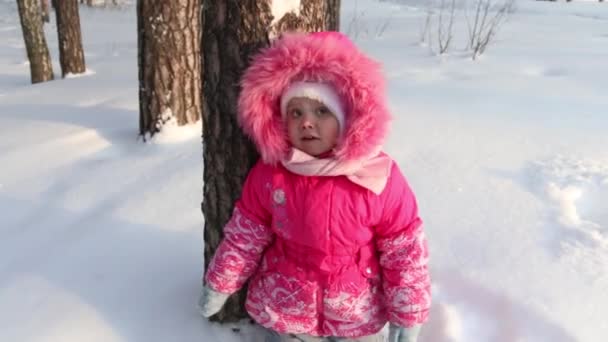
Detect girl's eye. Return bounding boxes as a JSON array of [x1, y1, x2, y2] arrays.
[[290, 109, 302, 118], [316, 106, 330, 116]]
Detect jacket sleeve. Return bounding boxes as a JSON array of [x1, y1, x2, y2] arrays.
[[375, 162, 431, 328], [204, 161, 274, 294]]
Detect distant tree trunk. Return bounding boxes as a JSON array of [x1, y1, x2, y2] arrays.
[[16, 0, 54, 83], [54, 0, 86, 77], [137, 0, 202, 139], [201, 0, 341, 324]]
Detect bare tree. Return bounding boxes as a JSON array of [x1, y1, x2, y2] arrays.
[[420, 3, 433, 44], [137, 0, 202, 139], [53, 0, 86, 77], [345, 0, 390, 39], [437, 0, 456, 54], [16, 0, 54, 83], [346, 0, 367, 39], [202, 0, 340, 323], [466, 0, 515, 60], [419, 0, 456, 54]]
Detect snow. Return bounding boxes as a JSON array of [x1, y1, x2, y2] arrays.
[[270, 0, 301, 25], [150, 117, 202, 145], [65, 69, 96, 78], [1, 0, 607, 341]]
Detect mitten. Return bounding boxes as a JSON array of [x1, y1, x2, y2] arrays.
[[197, 285, 230, 318], [388, 323, 421, 342]]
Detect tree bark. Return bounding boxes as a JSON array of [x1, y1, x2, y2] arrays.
[[201, 0, 341, 324], [41, 0, 50, 23], [16, 0, 54, 83], [54, 0, 86, 77], [325, 0, 340, 31], [137, 0, 202, 139], [272, 0, 340, 36]]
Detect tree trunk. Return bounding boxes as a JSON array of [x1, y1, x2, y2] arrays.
[[137, 0, 202, 139], [201, 0, 341, 324], [272, 0, 340, 36], [41, 0, 50, 23], [54, 0, 86, 77], [324, 0, 341, 31], [16, 0, 54, 83]]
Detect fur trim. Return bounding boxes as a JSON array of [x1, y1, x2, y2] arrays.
[[238, 32, 391, 164]]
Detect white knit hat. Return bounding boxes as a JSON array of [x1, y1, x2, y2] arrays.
[[280, 81, 345, 130]]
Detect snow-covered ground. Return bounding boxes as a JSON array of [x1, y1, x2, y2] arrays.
[[1, 1, 607, 341]]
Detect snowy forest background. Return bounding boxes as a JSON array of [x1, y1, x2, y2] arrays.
[[1, 0, 607, 341]]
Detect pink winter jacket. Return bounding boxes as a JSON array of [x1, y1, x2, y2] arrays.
[[205, 160, 430, 337], [204, 32, 431, 337]]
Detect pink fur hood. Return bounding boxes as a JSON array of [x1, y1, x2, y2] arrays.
[[238, 31, 391, 165]]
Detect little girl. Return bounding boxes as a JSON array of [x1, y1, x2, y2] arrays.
[[199, 32, 430, 342]]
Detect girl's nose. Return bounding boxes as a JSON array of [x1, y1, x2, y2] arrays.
[[300, 113, 315, 130]]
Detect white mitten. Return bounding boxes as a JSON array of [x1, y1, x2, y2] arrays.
[[388, 323, 421, 342], [197, 285, 230, 318]]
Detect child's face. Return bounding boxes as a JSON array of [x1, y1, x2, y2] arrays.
[[285, 97, 339, 157]]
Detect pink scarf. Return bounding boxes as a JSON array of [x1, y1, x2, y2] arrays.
[[281, 148, 393, 195]]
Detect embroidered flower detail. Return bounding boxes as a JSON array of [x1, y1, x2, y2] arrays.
[[273, 189, 286, 205]]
